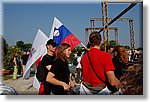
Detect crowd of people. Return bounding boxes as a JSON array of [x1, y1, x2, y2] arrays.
[[11, 31, 142, 95], [12, 50, 29, 80]]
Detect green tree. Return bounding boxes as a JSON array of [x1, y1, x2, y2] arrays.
[[109, 40, 118, 48], [100, 40, 118, 51], [2, 37, 9, 57], [16, 41, 24, 49], [23, 43, 32, 51], [3, 45, 22, 70], [3, 40, 32, 70], [100, 43, 105, 51]]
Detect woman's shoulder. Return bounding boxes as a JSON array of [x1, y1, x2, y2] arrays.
[[54, 58, 64, 64]]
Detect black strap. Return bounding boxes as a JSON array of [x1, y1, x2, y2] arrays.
[[87, 51, 106, 84]]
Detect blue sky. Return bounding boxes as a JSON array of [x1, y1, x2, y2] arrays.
[[3, 2, 142, 48]]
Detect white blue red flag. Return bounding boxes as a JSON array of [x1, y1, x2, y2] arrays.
[[50, 17, 81, 50]]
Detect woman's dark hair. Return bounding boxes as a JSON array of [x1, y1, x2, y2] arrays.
[[89, 31, 102, 47], [120, 63, 143, 95], [57, 43, 71, 61]]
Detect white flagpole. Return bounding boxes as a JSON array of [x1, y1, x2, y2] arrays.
[[81, 42, 87, 49]]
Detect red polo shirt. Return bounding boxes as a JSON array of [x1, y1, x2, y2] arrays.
[[81, 48, 115, 87]]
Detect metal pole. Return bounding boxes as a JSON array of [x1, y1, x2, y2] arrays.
[[114, 28, 118, 46], [104, 2, 109, 46], [85, 28, 88, 44], [99, 3, 137, 33], [101, 2, 107, 51], [129, 19, 135, 49]]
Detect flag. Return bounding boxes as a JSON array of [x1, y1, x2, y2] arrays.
[[33, 56, 42, 90], [23, 29, 49, 80], [50, 17, 81, 50]]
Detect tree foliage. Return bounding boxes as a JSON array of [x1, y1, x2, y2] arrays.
[[23, 43, 32, 51], [100, 40, 118, 51], [109, 40, 118, 47], [3, 41, 32, 70], [2, 37, 9, 57], [16, 41, 24, 50]]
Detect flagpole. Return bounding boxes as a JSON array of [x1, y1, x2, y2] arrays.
[[81, 42, 87, 49]]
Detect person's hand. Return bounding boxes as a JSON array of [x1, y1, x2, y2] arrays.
[[62, 83, 71, 91]]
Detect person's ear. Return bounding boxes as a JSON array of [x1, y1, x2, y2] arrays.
[[100, 41, 102, 45], [47, 45, 49, 49]]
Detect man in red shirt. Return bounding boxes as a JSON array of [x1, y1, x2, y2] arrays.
[[81, 31, 120, 93]]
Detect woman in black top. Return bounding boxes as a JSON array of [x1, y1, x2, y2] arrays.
[[46, 43, 71, 95]]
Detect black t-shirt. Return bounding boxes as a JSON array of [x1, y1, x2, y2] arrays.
[[50, 58, 70, 95], [41, 54, 55, 95], [21, 54, 29, 65], [13, 57, 20, 66]]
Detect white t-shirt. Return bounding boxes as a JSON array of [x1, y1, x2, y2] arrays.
[[76, 56, 82, 69]]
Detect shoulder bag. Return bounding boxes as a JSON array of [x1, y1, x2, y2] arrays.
[[86, 51, 118, 93]]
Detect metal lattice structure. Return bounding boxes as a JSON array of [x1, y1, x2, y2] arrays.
[[87, 1, 137, 51], [90, 17, 135, 50], [101, 1, 109, 51], [85, 27, 119, 46], [129, 19, 135, 50]]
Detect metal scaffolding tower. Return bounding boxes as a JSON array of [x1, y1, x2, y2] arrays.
[[101, 1, 109, 51], [85, 27, 119, 46], [90, 17, 135, 50], [129, 19, 135, 50]]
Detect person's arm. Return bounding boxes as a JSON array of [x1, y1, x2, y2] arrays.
[[106, 71, 120, 88], [46, 72, 70, 91], [13, 57, 17, 67]]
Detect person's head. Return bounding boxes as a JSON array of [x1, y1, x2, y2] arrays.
[[114, 45, 128, 63], [107, 46, 114, 54], [14, 51, 18, 57], [57, 43, 71, 61], [23, 51, 27, 55], [89, 31, 102, 47], [46, 39, 57, 53]]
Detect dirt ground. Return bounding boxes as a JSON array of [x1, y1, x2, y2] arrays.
[[2, 76, 38, 95]]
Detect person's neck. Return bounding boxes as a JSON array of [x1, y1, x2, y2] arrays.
[[93, 45, 100, 49], [61, 58, 65, 62], [60, 57, 67, 62], [47, 51, 54, 56]]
